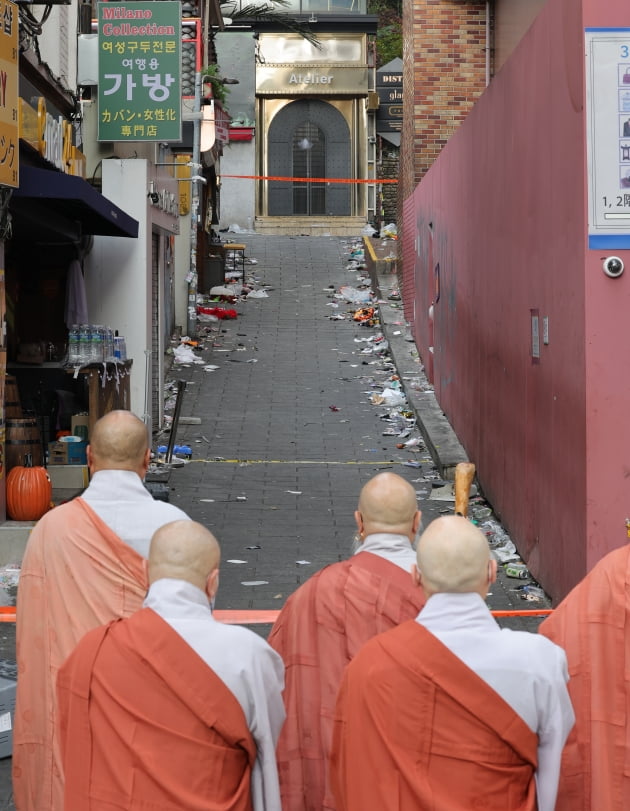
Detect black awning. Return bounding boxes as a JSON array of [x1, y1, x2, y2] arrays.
[[377, 132, 400, 147], [11, 166, 139, 239]]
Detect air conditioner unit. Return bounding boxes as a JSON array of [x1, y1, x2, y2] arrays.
[[366, 92, 380, 111], [78, 34, 98, 87]]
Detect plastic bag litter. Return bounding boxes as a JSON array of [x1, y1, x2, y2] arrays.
[[370, 388, 406, 407], [362, 223, 377, 236], [339, 285, 372, 304], [247, 289, 269, 298], [480, 519, 520, 562], [382, 223, 398, 238], [228, 223, 247, 233], [209, 285, 237, 299], [197, 305, 238, 319], [173, 344, 204, 364]]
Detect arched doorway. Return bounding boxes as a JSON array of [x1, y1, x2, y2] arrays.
[[267, 99, 351, 216]]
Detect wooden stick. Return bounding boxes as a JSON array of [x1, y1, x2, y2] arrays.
[[454, 461, 476, 517]]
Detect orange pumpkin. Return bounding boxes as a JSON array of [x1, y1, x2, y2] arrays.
[[6, 453, 52, 521]]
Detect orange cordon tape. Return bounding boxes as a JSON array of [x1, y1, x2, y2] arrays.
[[0, 606, 552, 624], [220, 174, 398, 184]]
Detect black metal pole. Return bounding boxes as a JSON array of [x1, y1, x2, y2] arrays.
[[165, 379, 186, 464]]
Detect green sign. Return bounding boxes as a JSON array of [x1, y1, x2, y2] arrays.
[[98, 1, 181, 142]]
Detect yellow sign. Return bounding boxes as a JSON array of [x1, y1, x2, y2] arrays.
[[175, 154, 192, 215], [0, 0, 18, 188], [18, 96, 87, 179]]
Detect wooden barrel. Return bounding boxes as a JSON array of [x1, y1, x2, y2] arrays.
[[6, 417, 43, 471], [4, 376, 22, 419]]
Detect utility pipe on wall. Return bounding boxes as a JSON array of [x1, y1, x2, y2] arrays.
[[486, 1, 491, 87]]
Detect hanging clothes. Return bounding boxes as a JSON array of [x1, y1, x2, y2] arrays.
[[64, 258, 88, 329]]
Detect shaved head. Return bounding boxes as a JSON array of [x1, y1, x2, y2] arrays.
[[88, 410, 149, 472], [417, 516, 492, 595], [356, 472, 419, 534], [148, 520, 220, 593]]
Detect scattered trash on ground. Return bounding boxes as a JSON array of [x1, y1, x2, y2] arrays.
[[0, 565, 20, 590], [197, 306, 238, 320], [173, 342, 204, 365], [505, 562, 530, 579]]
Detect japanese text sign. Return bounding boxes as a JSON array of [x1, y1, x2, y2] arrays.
[[98, 1, 181, 142], [0, 0, 18, 187]]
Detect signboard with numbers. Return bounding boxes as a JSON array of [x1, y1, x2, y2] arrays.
[[98, 1, 181, 142], [585, 28, 630, 248], [0, 0, 18, 187]]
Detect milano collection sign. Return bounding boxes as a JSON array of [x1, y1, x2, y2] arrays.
[[97, 1, 181, 142]]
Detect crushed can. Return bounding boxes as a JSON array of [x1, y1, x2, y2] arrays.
[[505, 563, 529, 579]]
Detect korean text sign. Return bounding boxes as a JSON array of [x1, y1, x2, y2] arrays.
[[98, 1, 181, 142], [0, 0, 17, 187]]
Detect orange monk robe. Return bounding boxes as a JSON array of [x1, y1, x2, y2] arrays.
[[268, 551, 425, 811], [539, 543, 630, 811], [330, 619, 539, 811], [13, 498, 148, 811], [57, 607, 257, 811]]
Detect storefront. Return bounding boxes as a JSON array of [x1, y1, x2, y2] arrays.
[[1, 90, 140, 520], [255, 32, 371, 228]]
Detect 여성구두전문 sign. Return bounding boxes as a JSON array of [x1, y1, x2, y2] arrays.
[[98, 1, 181, 142]]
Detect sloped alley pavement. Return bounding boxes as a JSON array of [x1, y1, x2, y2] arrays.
[[0, 234, 550, 807], [162, 234, 548, 625]]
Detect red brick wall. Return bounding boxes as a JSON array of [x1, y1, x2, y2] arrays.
[[399, 0, 489, 298]]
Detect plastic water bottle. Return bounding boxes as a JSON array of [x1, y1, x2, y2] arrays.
[[114, 335, 125, 361], [78, 324, 91, 366], [68, 324, 80, 365], [91, 325, 104, 363], [105, 327, 115, 362]]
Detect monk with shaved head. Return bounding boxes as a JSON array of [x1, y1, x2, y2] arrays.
[[268, 471, 426, 811], [331, 516, 575, 811], [58, 521, 285, 811], [14, 410, 190, 811]]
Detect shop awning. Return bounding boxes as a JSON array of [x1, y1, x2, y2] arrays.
[[12, 166, 139, 239], [378, 132, 400, 147]]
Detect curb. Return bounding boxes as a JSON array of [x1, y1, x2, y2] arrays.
[[363, 237, 469, 481]]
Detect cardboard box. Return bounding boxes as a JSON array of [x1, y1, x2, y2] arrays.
[[48, 440, 87, 466], [47, 465, 90, 490], [71, 415, 89, 442]]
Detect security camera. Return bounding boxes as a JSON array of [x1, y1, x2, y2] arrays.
[[603, 256, 625, 278], [148, 191, 159, 204]]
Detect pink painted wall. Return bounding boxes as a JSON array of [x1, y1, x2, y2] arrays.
[[404, 0, 630, 600]]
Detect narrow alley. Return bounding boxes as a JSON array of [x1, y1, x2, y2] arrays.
[[0, 233, 549, 807]]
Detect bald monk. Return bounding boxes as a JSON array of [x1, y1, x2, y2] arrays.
[[330, 515, 575, 811], [14, 410, 189, 811], [268, 471, 426, 811], [57, 520, 285, 811], [539, 542, 630, 810]]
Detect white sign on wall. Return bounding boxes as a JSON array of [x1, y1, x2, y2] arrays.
[[586, 28, 630, 248]]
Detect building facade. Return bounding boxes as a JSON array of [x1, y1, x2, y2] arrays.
[[216, 1, 379, 235], [400, 0, 630, 600]]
